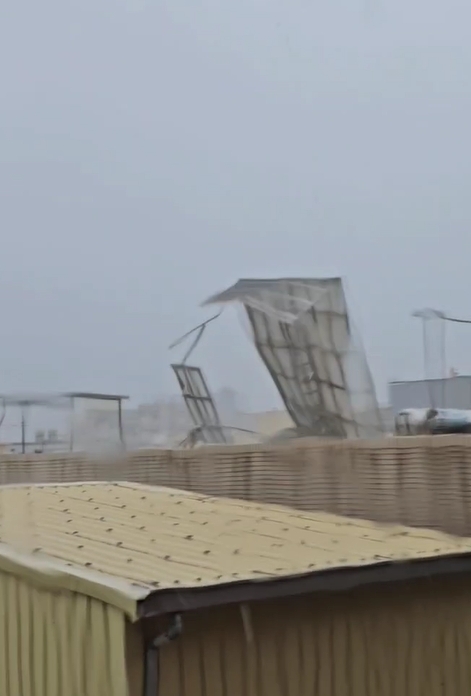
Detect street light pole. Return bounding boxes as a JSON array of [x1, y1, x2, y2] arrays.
[[411, 308, 447, 409], [441, 318, 447, 407]]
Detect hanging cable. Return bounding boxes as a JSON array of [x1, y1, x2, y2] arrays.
[[444, 315, 471, 324], [168, 311, 222, 364]]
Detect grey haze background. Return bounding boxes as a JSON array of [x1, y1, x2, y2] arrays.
[[1, 0, 470, 410]]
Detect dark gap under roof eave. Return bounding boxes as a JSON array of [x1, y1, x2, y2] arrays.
[[136, 552, 471, 619]]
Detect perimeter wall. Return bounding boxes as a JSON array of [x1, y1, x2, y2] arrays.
[[1, 436, 471, 535]]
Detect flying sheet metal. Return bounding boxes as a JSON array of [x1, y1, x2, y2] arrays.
[[171, 364, 229, 444], [203, 277, 383, 439]]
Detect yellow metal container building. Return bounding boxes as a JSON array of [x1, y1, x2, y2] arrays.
[[1, 481, 471, 695]]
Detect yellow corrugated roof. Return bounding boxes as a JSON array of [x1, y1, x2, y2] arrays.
[[0, 481, 471, 619]]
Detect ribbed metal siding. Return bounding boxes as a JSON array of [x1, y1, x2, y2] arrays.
[[0, 571, 128, 696], [389, 376, 471, 412], [157, 575, 471, 696]]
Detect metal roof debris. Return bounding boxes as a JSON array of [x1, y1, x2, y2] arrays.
[[171, 364, 229, 445], [203, 277, 384, 438], [169, 312, 231, 446]]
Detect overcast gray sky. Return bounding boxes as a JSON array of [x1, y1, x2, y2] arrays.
[[1, 0, 470, 409]]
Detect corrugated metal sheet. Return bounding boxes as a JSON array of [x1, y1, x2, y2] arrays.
[[2, 482, 471, 618], [0, 571, 128, 696], [157, 574, 471, 696]]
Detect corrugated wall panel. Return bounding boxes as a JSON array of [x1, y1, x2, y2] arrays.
[[0, 571, 128, 696], [389, 376, 471, 412], [155, 575, 471, 696]]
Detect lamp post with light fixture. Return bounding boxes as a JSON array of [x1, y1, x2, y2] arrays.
[[411, 308, 447, 409]]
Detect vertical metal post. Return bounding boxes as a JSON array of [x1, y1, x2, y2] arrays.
[[118, 399, 124, 449], [441, 318, 447, 408], [69, 396, 75, 452], [421, 316, 427, 380], [422, 317, 435, 409], [20, 405, 26, 454], [413, 309, 448, 411]]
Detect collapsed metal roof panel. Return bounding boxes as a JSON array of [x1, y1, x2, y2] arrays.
[[203, 277, 383, 439], [203, 277, 341, 304], [171, 364, 229, 444], [203, 277, 344, 324]]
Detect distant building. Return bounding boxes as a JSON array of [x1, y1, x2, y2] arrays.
[[251, 409, 294, 436], [378, 405, 394, 434], [389, 375, 471, 413], [215, 387, 239, 420]]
